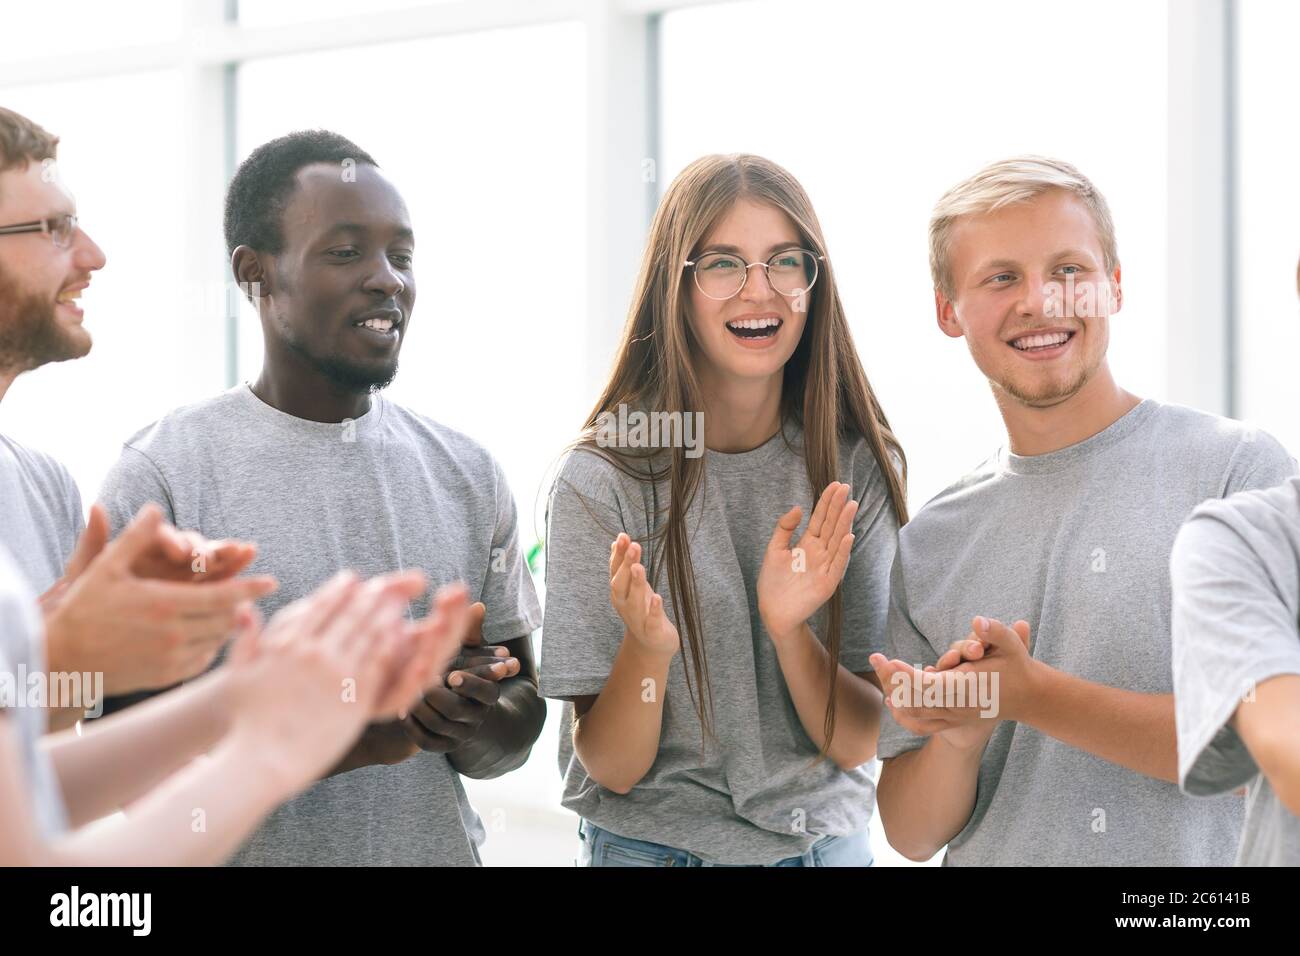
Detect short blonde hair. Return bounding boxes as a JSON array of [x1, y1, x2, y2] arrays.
[[929, 155, 1119, 299]]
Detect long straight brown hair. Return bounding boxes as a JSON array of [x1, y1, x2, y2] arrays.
[[559, 153, 908, 756]]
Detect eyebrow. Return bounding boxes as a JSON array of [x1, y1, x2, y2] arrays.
[[698, 241, 803, 257], [323, 222, 415, 241], [975, 249, 1097, 274]]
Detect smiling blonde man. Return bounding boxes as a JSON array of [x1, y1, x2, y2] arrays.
[[870, 156, 1296, 866]]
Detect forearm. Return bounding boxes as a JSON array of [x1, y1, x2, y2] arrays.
[[448, 677, 546, 779], [46, 734, 290, 866], [1021, 665, 1177, 783], [1234, 673, 1300, 816], [573, 636, 673, 794], [772, 623, 882, 769], [876, 736, 985, 861], [41, 669, 231, 827], [324, 721, 413, 778]]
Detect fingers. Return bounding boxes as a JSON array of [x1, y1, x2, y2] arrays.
[[445, 671, 506, 704], [609, 538, 641, 606], [226, 602, 263, 666], [826, 528, 855, 582], [104, 503, 165, 572], [805, 482, 839, 539], [973, 616, 1028, 655], [765, 505, 803, 555], [449, 658, 519, 685], [64, 504, 110, 580], [608, 533, 630, 577], [1012, 620, 1032, 650], [139, 573, 279, 614]]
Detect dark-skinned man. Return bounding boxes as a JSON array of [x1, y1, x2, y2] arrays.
[[96, 130, 545, 866]]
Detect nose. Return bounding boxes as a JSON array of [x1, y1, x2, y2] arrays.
[[362, 253, 405, 299], [73, 225, 107, 271], [738, 262, 776, 303], [1014, 276, 1050, 318]]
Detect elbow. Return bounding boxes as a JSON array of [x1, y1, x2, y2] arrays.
[[586, 764, 641, 795]]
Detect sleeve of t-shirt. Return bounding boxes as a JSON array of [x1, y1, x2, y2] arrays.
[[537, 450, 631, 701], [876, 548, 938, 760], [53, 460, 84, 565], [96, 444, 178, 536], [478, 457, 543, 647], [1171, 496, 1300, 796], [1222, 427, 1297, 497], [839, 450, 901, 673]]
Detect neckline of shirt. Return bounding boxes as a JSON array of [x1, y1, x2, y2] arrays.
[[705, 420, 802, 474], [998, 398, 1157, 477], [234, 382, 386, 439]]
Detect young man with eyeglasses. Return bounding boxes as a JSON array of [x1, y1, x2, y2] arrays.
[[96, 130, 545, 866], [0, 107, 277, 731], [868, 156, 1297, 866]]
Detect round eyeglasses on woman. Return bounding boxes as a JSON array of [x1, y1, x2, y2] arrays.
[[684, 247, 824, 301], [0, 213, 79, 250]]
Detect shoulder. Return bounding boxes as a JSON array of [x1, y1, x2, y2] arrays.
[[1148, 401, 1292, 470], [0, 434, 76, 492], [115, 387, 248, 459], [385, 402, 502, 476], [1174, 476, 1300, 567]]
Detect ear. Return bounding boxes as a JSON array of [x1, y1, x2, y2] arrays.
[[231, 245, 270, 311], [1110, 264, 1123, 316], [935, 288, 964, 339]]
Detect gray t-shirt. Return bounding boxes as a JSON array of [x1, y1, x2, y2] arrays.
[[0, 541, 69, 839], [96, 384, 542, 867], [1171, 475, 1300, 866], [0, 433, 84, 594], [539, 423, 899, 865], [878, 399, 1297, 866]]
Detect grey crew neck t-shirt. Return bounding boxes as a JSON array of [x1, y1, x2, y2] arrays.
[[878, 399, 1297, 866], [96, 384, 542, 867], [539, 422, 900, 865], [0, 541, 69, 839], [0, 433, 84, 594], [1171, 475, 1300, 866]]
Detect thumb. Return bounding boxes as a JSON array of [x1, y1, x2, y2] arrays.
[[765, 505, 803, 555], [105, 504, 165, 572], [227, 602, 264, 667], [1012, 620, 1032, 651], [64, 504, 111, 580], [461, 601, 486, 646], [974, 616, 1024, 654]]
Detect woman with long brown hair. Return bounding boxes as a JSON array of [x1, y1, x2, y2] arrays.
[[538, 154, 908, 866]]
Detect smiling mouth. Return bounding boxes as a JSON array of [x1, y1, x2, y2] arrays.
[[726, 316, 782, 340], [353, 316, 401, 335], [1010, 329, 1074, 352]]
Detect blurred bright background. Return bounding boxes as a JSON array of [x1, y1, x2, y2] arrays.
[[1, 0, 1297, 866]]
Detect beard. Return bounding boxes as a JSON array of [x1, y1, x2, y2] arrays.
[[999, 357, 1096, 406], [0, 262, 89, 375], [282, 332, 399, 394]]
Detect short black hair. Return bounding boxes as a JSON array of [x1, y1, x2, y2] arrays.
[[223, 129, 378, 256]]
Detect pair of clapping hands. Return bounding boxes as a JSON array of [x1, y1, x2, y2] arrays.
[[606, 481, 861, 655], [870, 616, 1038, 750], [41, 503, 519, 754]]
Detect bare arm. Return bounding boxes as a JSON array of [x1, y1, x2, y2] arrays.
[[571, 632, 675, 794], [39, 669, 233, 827], [772, 622, 883, 769], [1233, 673, 1300, 815]]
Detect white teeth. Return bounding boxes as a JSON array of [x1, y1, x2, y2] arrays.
[[56, 289, 81, 303], [1012, 331, 1070, 350], [727, 317, 780, 331], [359, 318, 394, 332]]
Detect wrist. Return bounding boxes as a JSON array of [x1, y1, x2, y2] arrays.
[[41, 604, 80, 676], [1014, 657, 1057, 725]]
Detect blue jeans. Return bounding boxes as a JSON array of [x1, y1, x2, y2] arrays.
[[577, 819, 874, 867]]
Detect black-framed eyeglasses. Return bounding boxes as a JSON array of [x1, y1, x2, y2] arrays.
[[683, 247, 824, 300], [0, 213, 79, 249]]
